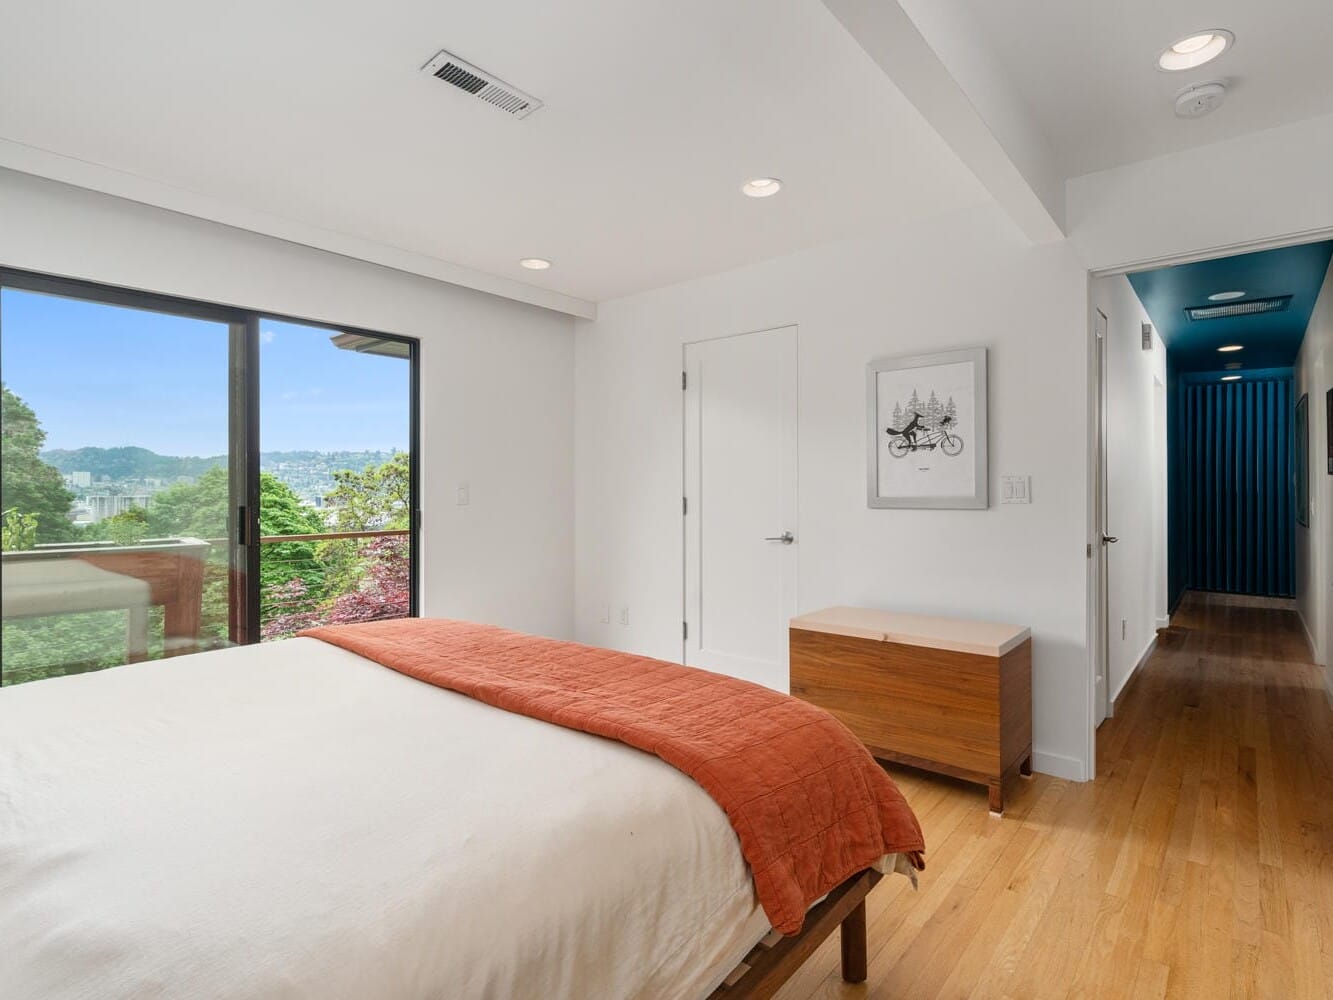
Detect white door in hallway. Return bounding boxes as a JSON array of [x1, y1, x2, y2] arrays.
[[683, 326, 797, 691]]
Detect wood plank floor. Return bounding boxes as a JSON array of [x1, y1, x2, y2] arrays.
[[775, 593, 1333, 1000]]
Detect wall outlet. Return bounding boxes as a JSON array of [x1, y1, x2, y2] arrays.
[[619, 605, 630, 626]]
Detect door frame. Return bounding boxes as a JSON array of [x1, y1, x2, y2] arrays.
[[681, 324, 799, 668], [0, 265, 422, 652], [1091, 308, 1110, 730]]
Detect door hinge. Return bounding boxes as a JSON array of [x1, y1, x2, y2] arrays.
[[1086, 543, 1092, 559], [683, 621, 688, 640], [681, 370, 687, 390], [682, 496, 687, 515]]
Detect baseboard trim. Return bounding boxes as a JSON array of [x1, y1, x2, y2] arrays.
[[1155, 616, 1170, 630], [1031, 749, 1086, 783], [1109, 634, 1157, 716], [1296, 609, 1320, 665]]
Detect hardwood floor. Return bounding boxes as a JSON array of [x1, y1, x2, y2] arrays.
[[775, 593, 1333, 1000]]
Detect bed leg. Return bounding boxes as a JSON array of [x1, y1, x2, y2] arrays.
[[840, 897, 868, 983]]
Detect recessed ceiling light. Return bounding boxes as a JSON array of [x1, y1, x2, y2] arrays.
[[1221, 374, 1242, 381], [1158, 30, 1233, 71], [1217, 344, 1244, 352], [519, 258, 551, 270], [741, 177, 782, 198], [1208, 290, 1246, 301]]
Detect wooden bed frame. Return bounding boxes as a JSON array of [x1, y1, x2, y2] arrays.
[[708, 869, 883, 999]]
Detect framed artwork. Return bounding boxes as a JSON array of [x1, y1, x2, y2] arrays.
[[1295, 392, 1309, 526], [1327, 387, 1332, 475], [867, 347, 988, 509]]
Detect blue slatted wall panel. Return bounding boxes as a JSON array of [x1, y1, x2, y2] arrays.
[[1179, 376, 1294, 597]]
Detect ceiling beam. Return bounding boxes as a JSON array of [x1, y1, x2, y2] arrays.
[[821, 0, 1066, 244], [0, 138, 598, 320]]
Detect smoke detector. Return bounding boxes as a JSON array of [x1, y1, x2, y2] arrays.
[[421, 50, 543, 119], [1174, 81, 1227, 119]]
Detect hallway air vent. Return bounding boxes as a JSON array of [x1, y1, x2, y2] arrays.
[[1185, 296, 1290, 321], [420, 50, 543, 119]]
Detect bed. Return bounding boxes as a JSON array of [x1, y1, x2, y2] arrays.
[[0, 625, 920, 999]]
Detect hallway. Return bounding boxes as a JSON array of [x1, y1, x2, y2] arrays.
[[776, 593, 1333, 1000]]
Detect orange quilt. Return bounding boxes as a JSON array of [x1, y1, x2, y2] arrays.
[[299, 618, 925, 934]]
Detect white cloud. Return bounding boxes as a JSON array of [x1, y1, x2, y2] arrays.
[[260, 329, 276, 345]]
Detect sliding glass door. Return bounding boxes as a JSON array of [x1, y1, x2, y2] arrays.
[[0, 271, 418, 686], [254, 318, 416, 639]]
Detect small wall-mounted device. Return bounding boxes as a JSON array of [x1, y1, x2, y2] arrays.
[[1141, 322, 1154, 351]]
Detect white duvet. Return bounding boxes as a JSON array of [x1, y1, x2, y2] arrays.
[[0, 638, 774, 1000]]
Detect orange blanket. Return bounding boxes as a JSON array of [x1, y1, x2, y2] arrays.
[[299, 618, 925, 934]]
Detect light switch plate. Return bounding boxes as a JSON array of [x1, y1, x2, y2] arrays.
[[1001, 475, 1031, 504], [457, 483, 470, 506]]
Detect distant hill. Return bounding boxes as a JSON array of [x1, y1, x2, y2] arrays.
[[42, 446, 224, 480], [41, 447, 401, 481]]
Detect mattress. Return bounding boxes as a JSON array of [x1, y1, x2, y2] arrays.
[[0, 637, 778, 1000]]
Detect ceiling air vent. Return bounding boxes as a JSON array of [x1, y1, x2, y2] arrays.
[[1185, 296, 1291, 321], [421, 50, 542, 119]]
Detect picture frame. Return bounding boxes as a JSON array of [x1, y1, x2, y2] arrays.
[[1295, 392, 1309, 526], [867, 348, 988, 509]]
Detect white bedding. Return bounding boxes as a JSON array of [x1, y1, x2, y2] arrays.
[[0, 638, 776, 1000]]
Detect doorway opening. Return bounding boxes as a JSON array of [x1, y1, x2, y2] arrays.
[[1090, 238, 1333, 762]]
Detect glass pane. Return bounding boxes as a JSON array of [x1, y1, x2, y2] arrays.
[[256, 319, 411, 639], [1, 287, 239, 685]]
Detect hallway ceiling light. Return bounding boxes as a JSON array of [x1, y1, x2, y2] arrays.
[[741, 177, 782, 198], [1220, 375, 1242, 381], [1158, 30, 1233, 71], [1217, 344, 1244, 352], [519, 258, 552, 270], [1208, 290, 1246, 301]]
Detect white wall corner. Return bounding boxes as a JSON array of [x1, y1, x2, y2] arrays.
[[821, 0, 1065, 245]]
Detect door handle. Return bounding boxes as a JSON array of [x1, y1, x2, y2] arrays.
[[764, 532, 795, 544], [1101, 534, 1118, 545]]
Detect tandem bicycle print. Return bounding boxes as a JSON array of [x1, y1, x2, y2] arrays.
[[867, 347, 988, 509]]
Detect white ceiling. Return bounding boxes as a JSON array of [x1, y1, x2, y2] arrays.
[[0, 0, 989, 305], [959, 0, 1333, 179]]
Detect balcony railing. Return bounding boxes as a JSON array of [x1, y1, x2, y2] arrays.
[[1, 529, 410, 684]]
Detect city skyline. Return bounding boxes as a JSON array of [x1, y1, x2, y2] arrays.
[[1, 289, 409, 455]]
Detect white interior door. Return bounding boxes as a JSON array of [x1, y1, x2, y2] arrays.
[[683, 326, 797, 691]]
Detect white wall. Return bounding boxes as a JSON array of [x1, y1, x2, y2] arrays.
[[1068, 113, 1333, 273], [575, 204, 1093, 779], [1093, 275, 1166, 707], [1295, 260, 1333, 690], [0, 168, 576, 640]]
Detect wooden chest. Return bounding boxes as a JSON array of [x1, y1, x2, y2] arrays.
[[789, 606, 1032, 814]]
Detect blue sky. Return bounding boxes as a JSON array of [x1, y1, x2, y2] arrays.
[[1, 288, 409, 455]]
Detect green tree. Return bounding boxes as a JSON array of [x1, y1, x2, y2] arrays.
[[324, 451, 410, 530], [1, 384, 75, 545], [314, 452, 409, 604], [146, 466, 231, 539]]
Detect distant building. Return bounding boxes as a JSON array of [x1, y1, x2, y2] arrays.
[[84, 494, 151, 523], [68, 470, 92, 488]]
